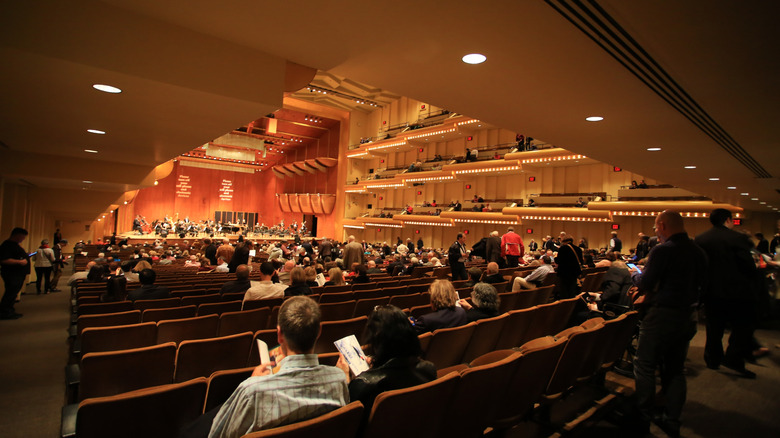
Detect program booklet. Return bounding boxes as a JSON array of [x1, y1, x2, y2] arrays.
[[333, 334, 369, 375]]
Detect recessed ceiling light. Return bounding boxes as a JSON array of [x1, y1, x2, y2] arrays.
[[727, 186, 737, 190], [647, 147, 662, 151], [84, 149, 98, 153], [82, 180, 92, 184], [741, 192, 749, 196], [751, 198, 759, 201], [684, 165, 696, 169], [760, 202, 767, 205], [586, 116, 604, 122], [87, 129, 105, 135], [92, 84, 122, 94], [709, 177, 720, 181], [461, 53, 487, 64]]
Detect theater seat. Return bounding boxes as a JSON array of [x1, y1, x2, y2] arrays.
[[240, 401, 364, 438], [174, 332, 254, 382]]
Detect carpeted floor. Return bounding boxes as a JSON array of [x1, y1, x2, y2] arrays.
[[1, 276, 779, 438]]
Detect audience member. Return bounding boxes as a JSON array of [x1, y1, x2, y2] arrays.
[[413, 280, 467, 333], [33, 239, 55, 294], [127, 269, 171, 302], [68, 261, 96, 286], [284, 267, 312, 297], [513, 256, 554, 290], [501, 227, 524, 268], [448, 233, 469, 281], [100, 275, 127, 303], [214, 256, 229, 272], [459, 283, 501, 322], [351, 264, 371, 284], [337, 305, 435, 413], [0, 227, 30, 319], [323, 267, 345, 286], [464, 267, 482, 288], [220, 265, 252, 295], [482, 262, 504, 284], [277, 260, 296, 286], [244, 262, 286, 303], [366, 260, 383, 274], [303, 266, 319, 287]]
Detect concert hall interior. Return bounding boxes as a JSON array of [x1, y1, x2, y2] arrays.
[[1, 1, 780, 436]]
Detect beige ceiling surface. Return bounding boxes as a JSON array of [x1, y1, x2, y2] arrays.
[[1, 0, 778, 222]]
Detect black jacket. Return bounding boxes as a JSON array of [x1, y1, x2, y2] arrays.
[[349, 357, 436, 413]]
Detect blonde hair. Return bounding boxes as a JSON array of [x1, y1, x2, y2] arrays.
[[304, 266, 317, 282], [290, 266, 306, 284], [429, 279, 457, 310], [327, 267, 345, 285], [133, 260, 152, 272]]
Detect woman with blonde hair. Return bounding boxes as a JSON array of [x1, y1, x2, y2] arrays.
[[324, 267, 345, 286], [413, 279, 467, 333], [284, 267, 312, 296]]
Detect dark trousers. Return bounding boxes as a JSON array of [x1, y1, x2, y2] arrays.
[[1, 272, 25, 315], [179, 404, 222, 438], [703, 297, 756, 368], [34, 266, 52, 293], [506, 255, 519, 268], [557, 274, 579, 299], [451, 263, 467, 281], [634, 307, 697, 423]]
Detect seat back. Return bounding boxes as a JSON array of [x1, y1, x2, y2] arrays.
[[497, 291, 520, 313], [174, 332, 254, 382], [181, 293, 222, 307], [461, 313, 509, 363], [243, 297, 285, 311], [204, 367, 255, 412], [241, 401, 364, 438], [352, 289, 381, 300], [78, 301, 134, 316], [81, 322, 157, 356], [546, 324, 604, 397], [491, 281, 509, 293], [363, 372, 459, 438], [79, 342, 177, 401], [220, 292, 246, 302], [248, 329, 280, 366], [353, 297, 389, 318], [388, 293, 426, 310], [76, 377, 207, 438], [423, 322, 477, 369], [319, 301, 358, 321], [323, 284, 352, 293], [314, 316, 368, 354], [491, 337, 567, 428], [351, 283, 378, 291], [521, 301, 559, 342], [133, 297, 181, 312], [218, 307, 272, 337], [405, 284, 430, 294], [157, 314, 219, 344], [600, 311, 639, 368], [494, 307, 537, 350], [77, 310, 141, 335], [197, 300, 243, 316], [408, 304, 431, 320], [141, 305, 197, 323], [381, 285, 408, 296], [318, 291, 354, 304]]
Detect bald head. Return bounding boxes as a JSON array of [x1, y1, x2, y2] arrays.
[[655, 210, 685, 242], [284, 260, 296, 271], [348, 235, 356, 242], [235, 264, 250, 281], [487, 262, 499, 274], [490, 231, 499, 237]]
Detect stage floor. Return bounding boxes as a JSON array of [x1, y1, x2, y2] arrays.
[[117, 232, 311, 245]]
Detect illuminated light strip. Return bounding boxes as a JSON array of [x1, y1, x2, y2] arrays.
[[405, 175, 455, 182], [521, 216, 611, 222], [345, 189, 367, 193], [365, 183, 405, 189], [366, 141, 408, 151], [454, 165, 521, 174], [611, 211, 712, 218], [343, 225, 366, 229], [521, 154, 586, 164], [406, 128, 456, 140], [456, 119, 481, 126], [453, 219, 519, 225], [365, 222, 403, 228], [346, 151, 369, 158], [404, 221, 454, 227]]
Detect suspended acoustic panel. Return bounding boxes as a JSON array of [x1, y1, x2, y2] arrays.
[[288, 194, 302, 212], [294, 162, 315, 174], [314, 157, 338, 169], [278, 194, 292, 213], [304, 159, 325, 172], [272, 165, 295, 178], [298, 194, 314, 214], [320, 194, 336, 214], [272, 167, 288, 178], [283, 163, 304, 176]]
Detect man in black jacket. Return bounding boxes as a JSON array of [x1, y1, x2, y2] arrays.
[[128, 269, 171, 302], [203, 238, 218, 265], [448, 233, 468, 281], [695, 208, 757, 378], [485, 231, 503, 266]]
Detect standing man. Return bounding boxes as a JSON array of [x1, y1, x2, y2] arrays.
[[342, 235, 364, 270], [630, 211, 707, 436], [203, 238, 218, 265], [485, 231, 503, 267], [50, 239, 68, 292], [318, 237, 333, 262], [555, 236, 582, 299], [500, 227, 524, 268], [608, 231, 622, 254], [0, 228, 30, 319], [695, 208, 758, 378], [53, 228, 62, 245], [448, 233, 468, 281]]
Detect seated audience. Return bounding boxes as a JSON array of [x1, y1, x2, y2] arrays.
[[413, 280, 468, 333], [481, 262, 504, 284], [323, 267, 346, 286], [303, 266, 319, 287], [68, 261, 96, 286], [465, 267, 483, 288], [512, 256, 554, 290], [220, 265, 252, 295], [459, 282, 501, 322], [127, 269, 171, 301], [244, 262, 286, 303], [284, 267, 312, 297], [198, 257, 213, 272], [366, 260, 383, 274], [337, 305, 436, 412], [596, 260, 633, 308], [184, 255, 201, 267], [351, 264, 371, 284], [214, 256, 229, 272], [186, 296, 348, 438], [100, 275, 127, 303], [277, 260, 296, 286]]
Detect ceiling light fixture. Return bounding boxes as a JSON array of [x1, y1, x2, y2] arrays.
[[647, 147, 661, 151], [727, 186, 737, 190], [760, 202, 766, 205], [82, 180, 92, 184], [585, 116, 604, 122], [87, 129, 105, 135], [741, 192, 749, 196], [709, 178, 720, 181], [92, 84, 122, 94], [750, 197, 759, 201], [84, 149, 98, 153], [684, 165, 696, 169], [462, 53, 487, 64]]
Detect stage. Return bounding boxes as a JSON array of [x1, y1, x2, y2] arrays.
[[114, 232, 318, 246]]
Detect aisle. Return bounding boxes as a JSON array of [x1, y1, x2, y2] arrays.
[[0, 276, 71, 438]]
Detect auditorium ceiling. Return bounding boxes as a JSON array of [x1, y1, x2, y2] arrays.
[[0, 0, 778, 221]]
